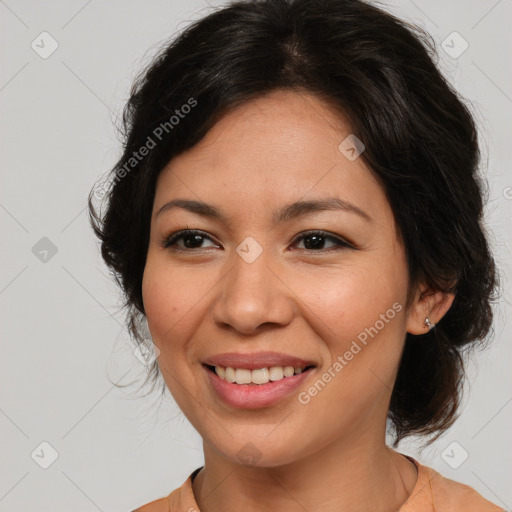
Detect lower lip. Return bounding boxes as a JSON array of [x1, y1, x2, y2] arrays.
[[204, 365, 315, 409]]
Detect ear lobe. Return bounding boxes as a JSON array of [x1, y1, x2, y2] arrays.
[[406, 286, 456, 335]]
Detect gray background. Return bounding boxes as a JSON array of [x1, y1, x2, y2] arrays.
[[1, 0, 511, 510]]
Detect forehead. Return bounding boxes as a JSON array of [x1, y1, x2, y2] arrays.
[[153, 89, 387, 222]]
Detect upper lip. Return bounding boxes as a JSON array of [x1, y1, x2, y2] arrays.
[[202, 351, 317, 370]]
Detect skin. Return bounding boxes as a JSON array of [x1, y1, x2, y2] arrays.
[[142, 89, 455, 512]]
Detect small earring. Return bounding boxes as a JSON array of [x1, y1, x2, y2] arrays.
[[424, 317, 435, 331]]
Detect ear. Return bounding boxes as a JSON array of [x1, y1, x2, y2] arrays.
[[406, 283, 456, 335]]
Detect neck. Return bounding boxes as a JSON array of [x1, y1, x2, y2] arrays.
[[192, 435, 417, 512]]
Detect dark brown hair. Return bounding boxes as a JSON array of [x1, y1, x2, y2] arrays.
[[88, 0, 499, 445]]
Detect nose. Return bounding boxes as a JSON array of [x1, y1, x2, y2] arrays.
[[210, 247, 294, 335]]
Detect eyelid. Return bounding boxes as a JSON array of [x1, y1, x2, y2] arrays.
[[290, 230, 355, 250], [160, 228, 355, 251], [159, 229, 219, 250]]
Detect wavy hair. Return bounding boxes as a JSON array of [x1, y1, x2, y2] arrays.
[[89, 0, 499, 445]]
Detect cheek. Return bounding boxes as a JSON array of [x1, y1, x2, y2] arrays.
[[142, 264, 175, 340], [141, 259, 205, 405], [290, 256, 408, 400], [293, 256, 408, 343], [142, 258, 191, 346], [295, 281, 406, 432], [141, 256, 222, 355]]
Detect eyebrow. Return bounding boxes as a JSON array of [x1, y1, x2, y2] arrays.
[[156, 197, 372, 223]]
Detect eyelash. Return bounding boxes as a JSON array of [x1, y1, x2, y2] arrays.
[[159, 229, 354, 253]]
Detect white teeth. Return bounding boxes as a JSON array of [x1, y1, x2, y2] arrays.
[[224, 366, 236, 383], [214, 365, 310, 385], [251, 367, 269, 384], [269, 366, 284, 381], [235, 368, 252, 384], [283, 366, 295, 377]]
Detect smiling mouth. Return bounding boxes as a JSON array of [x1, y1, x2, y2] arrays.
[[204, 364, 316, 385]]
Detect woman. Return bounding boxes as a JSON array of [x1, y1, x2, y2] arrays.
[[89, 0, 503, 510]]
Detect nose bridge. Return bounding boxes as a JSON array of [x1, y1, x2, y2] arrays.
[[211, 239, 292, 333]]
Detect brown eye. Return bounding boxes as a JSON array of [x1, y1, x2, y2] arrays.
[[160, 229, 354, 252], [292, 230, 353, 251], [160, 230, 218, 250]]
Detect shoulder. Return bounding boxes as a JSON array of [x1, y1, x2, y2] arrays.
[[401, 457, 504, 512], [131, 486, 186, 512], [429, 465, 504, 511], [131, 495, 170, 512], [131, 467, 202, 512]]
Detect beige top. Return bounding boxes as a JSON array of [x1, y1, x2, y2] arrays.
[[132, 456, 504, 512]]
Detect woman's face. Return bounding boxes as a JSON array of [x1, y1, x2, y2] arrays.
[[142, 89, 423, 466]]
